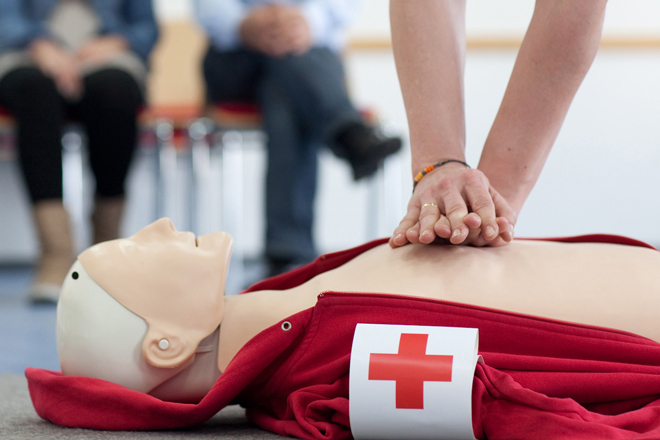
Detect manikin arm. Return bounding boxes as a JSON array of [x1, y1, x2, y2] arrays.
[[389, 0, 606, 248]]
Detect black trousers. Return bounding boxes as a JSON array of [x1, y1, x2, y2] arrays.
[[0, 67, 143, 202]]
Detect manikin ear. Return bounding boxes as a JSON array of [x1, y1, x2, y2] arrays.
[[142, 326, 199, 369], [140, 232, 234, 369]]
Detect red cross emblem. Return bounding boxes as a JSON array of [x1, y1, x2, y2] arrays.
[[368, 333, 453, 409]]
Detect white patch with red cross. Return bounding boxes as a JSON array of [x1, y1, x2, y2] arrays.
[[349, 324, 481, 440]]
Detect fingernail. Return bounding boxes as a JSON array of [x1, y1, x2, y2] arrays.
[[509, 226, 514, 239], [451, 229, 461, 238], [485, 225, 496, 238]]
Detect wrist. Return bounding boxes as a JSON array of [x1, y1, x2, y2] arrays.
[[29, 38, 57, 54], [104, 35, 129, 50], [412, 159, 470, 192], [412, 149, 466, 175]]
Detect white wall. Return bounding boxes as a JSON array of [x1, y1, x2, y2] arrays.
[[349, 0, 660, 40], [155, 0, 660, 39]]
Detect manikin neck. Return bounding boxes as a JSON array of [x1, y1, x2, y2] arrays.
[[218, 287, 319, 372], [148, 286, 319, 403]]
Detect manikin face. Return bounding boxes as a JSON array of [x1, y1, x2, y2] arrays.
[[57, 219, 232, 393]]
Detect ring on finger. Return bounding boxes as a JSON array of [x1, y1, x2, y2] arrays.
[[421, 203, 439, 210]]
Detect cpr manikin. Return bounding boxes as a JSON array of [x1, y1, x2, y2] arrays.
[[56, 218, 660, 405]]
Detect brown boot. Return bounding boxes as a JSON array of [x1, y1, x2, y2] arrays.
[[30, 200, 75, 303], [91, 196, 125, 244]]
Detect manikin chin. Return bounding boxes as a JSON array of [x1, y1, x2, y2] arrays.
[[57, 218, 232, 403]]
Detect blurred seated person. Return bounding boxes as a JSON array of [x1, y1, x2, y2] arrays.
[[0, 0, 158, 302], [194, 0, 402, 277]]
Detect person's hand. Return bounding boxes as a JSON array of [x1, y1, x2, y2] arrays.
[[389, 163, 517, 248], [77, 36, 129, 64], [29, 39, 82, 100], [240, 4, 312, 57], [271, 6, 313, 55], [240, 4, 290, 57]]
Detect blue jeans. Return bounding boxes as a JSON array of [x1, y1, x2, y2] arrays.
[[204, 47, 361, 264]]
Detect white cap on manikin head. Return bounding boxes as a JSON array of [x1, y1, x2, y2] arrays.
[[56, 218, 233, 396]]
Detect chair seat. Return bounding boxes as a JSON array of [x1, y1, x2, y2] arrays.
[[0, 105, 15, 128], [208, 101, 380, 131], [138, 104, 202, 128], [1, 104, 202, 127], [0, 104, 202, 151], [208, 102, 262, 130]]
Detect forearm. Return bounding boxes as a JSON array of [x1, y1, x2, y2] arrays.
[[478, 0, 606, 214], [390, 0, 467, 176]]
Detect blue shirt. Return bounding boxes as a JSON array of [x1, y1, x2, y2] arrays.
[[0, 0, 158, 61], [194, 0, 359, 52]]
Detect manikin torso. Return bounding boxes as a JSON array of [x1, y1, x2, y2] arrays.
[[58, 220, 660, 403], [219, 240, 660, 372]]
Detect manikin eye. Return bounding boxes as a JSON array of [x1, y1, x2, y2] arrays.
[[71, 272, 79, 280]]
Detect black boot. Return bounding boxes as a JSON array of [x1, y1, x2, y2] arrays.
[[331, 122, 402, 181]]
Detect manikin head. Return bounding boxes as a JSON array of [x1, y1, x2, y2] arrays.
[[56, 218, 232, 401]]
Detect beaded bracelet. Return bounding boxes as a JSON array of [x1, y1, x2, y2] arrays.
[[412, 159, 470, 192]]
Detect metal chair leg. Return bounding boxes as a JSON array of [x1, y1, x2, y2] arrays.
[[61, 127, 85, 249], [366, 152, 405, 240], [155, 119, 178, 223], [220, 130, 246, 294], [188, 118, 213, 236]]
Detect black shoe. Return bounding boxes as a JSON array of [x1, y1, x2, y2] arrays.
[[332, 123, 402, 181]]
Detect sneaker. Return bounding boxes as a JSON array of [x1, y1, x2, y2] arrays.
[[332, 123, 402, 180]]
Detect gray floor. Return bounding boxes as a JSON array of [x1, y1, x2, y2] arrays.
[[0, 263, 281, 439], [0, 266, 59, 375], [0, 374, 283, 439]]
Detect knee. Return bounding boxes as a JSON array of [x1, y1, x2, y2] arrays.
[[265, 48, 344, 86], [8, 68, 59, 104], [83, 69, 143, 115]]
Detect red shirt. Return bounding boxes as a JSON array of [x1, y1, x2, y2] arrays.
[[26, 235, 660, 439]]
